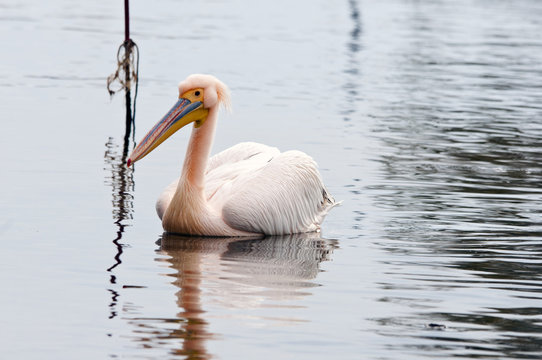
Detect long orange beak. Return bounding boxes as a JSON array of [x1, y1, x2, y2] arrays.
[[127, 98, 208, 167]]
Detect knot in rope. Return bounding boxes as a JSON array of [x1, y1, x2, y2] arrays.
[[107, 39, 139, 97]]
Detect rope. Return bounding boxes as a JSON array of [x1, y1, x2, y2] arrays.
[[124, 0, 130, 42], [107, 39, 139, 97], [107, 0, 139, 138]]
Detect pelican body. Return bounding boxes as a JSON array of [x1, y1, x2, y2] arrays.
[[128, 74, 337, 236]]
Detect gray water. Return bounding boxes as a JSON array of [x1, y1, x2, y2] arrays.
[[2, 0, 542, 359]]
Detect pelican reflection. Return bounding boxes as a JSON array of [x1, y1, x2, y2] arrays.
[[150, 232, 338, 358]]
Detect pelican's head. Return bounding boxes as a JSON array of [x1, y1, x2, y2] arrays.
[[127, 74, 231, 167]]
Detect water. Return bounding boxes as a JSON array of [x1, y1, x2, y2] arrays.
[[1, 0, 542, 359]]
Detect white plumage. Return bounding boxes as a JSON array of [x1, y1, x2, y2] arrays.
[[129, 74, 337, 236]]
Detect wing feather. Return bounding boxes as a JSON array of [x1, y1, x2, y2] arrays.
[[221, 150, 336, 235], [206, 142, 279, 173], [204, 142, 280, 213]]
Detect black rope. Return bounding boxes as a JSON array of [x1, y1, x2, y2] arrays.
[[131, 41, 139, 142], [124, 0, 130, 42], [107, 0, 139, 139]]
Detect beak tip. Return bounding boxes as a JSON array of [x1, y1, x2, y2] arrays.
[[127, 158, 132, 167]]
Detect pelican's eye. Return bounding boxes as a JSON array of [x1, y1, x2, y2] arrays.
[[180, 88, 204, 102]]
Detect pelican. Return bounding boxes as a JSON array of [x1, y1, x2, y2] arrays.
[[127, 74, 337, 236]]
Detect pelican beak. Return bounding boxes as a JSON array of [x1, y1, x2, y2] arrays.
[[127, 98, 208, 167]]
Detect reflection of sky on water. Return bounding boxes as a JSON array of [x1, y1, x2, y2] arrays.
[[355, 2, 542, 357]]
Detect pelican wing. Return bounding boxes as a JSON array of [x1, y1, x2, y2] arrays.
[[206, 142, 279, 173], [204, 142, 280, 209], [221, 150, 336, 235]]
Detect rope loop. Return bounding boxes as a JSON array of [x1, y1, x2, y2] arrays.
[[107, 39, 139, 97]]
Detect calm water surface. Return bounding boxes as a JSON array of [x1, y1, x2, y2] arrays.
[[1, 0, 542, 359]]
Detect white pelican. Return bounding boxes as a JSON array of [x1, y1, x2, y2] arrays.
[[128, 74, 337, 236]]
